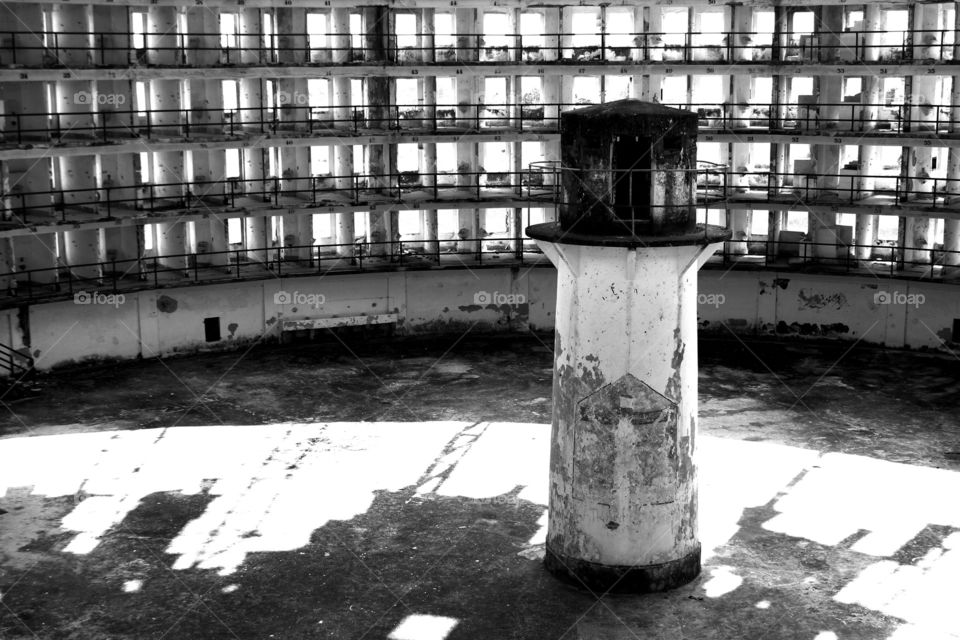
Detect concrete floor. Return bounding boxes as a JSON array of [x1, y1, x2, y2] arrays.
[[0, 336, 959, 640]]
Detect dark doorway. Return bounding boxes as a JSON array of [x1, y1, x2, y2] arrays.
[[204, 317, 222, 342], [613, 135, 652, 225]]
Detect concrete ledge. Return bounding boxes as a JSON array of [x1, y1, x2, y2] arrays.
[[544, 544, 701, 593], [281, 313, 399, 331]]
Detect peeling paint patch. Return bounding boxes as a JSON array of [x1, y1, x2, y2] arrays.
[[774, 278, 790, 290], [797, 289, 847, 310], [156, 295, 178, 313], [776, 321, 850, 336]]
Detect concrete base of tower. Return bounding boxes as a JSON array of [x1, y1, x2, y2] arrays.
[[545, 544, 701, 593]]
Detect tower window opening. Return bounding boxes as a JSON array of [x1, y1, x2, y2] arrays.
[[131, 13, 147, 50], [435, 13, 455, 48], [396, 14, 418, 50], [227, 218, 243, 244], [307, 13, 328, 50], [613, 135, 652, 222], [220, 14, 238, 49], [519, 12, 544, 49]]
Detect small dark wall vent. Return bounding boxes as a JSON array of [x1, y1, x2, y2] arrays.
[[204, 317, 222, 342]]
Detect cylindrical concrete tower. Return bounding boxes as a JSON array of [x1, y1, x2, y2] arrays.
[[526, 100, 729, 593]]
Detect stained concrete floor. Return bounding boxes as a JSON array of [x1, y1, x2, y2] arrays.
[[0, 335, 959, 640]]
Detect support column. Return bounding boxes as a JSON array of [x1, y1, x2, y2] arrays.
[[63, 229, 105, 282], [911, 4, 940, 133], [332, 8, 351, 64], [93, 6, 130, 67], [727, 11, 755, 256], [0, 3, 44, 67], [946, 12, 960, 270], [153, 151, 185, 203], [860, 5, 884, 131], [5, 158, 52, 220], [335, 144, 355, 260], [729, 5, 754, 126], [14, 234, 58, 285], [364, 6, 395, 259], [943, 218, 960, 269], [336, 211, 356, 261], [854, 209, 878, 262], [542, 7, 560, 63], [55, 80, 96, 139], [99, 153, 138, 216], [147, 6, 179, 66], [530, 233, 723, 593], [157, 222, 188, 271], [0, 237, 15, 293], [277, 7, 307, 65], [727, 113, 752, 255], [855, 145, 881, 260], [244, 148, 266, 201], [904, 217, 934, 267], [368, 210, 390, 257], [58, 154, 99, 213], [150, 78, 183, 136], [191, 149, 227, 203], [239, 8, 262, 65], [188, 79, 223, 135], [186, 6, 220, 67], [423, 209, 439, 258], [281, 146, 310, 200], [96, 79, 135, 141], [244, 216, 269, 264], [457, 139, 480, 254], [197, 218, 230, 268], [103, 225, 143, 278], [50, 4, 91, 68], [281, 213, 313, 262], [239, 79, 264, 132]]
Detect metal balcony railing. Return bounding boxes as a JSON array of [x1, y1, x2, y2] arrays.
[[5, 162, 960, 225], [694, 167, 960, 208], [1, 28, 952, 68], [3, 101, 565, 144], [1, 169, 561, 223], [2, 232, 956, 307], [12, 99, 957, 148], [0, 236, 549, 304], [667, 101, 957, 134]]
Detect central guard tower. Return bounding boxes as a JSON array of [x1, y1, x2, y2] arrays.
[[526, 100, 730, 593]]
